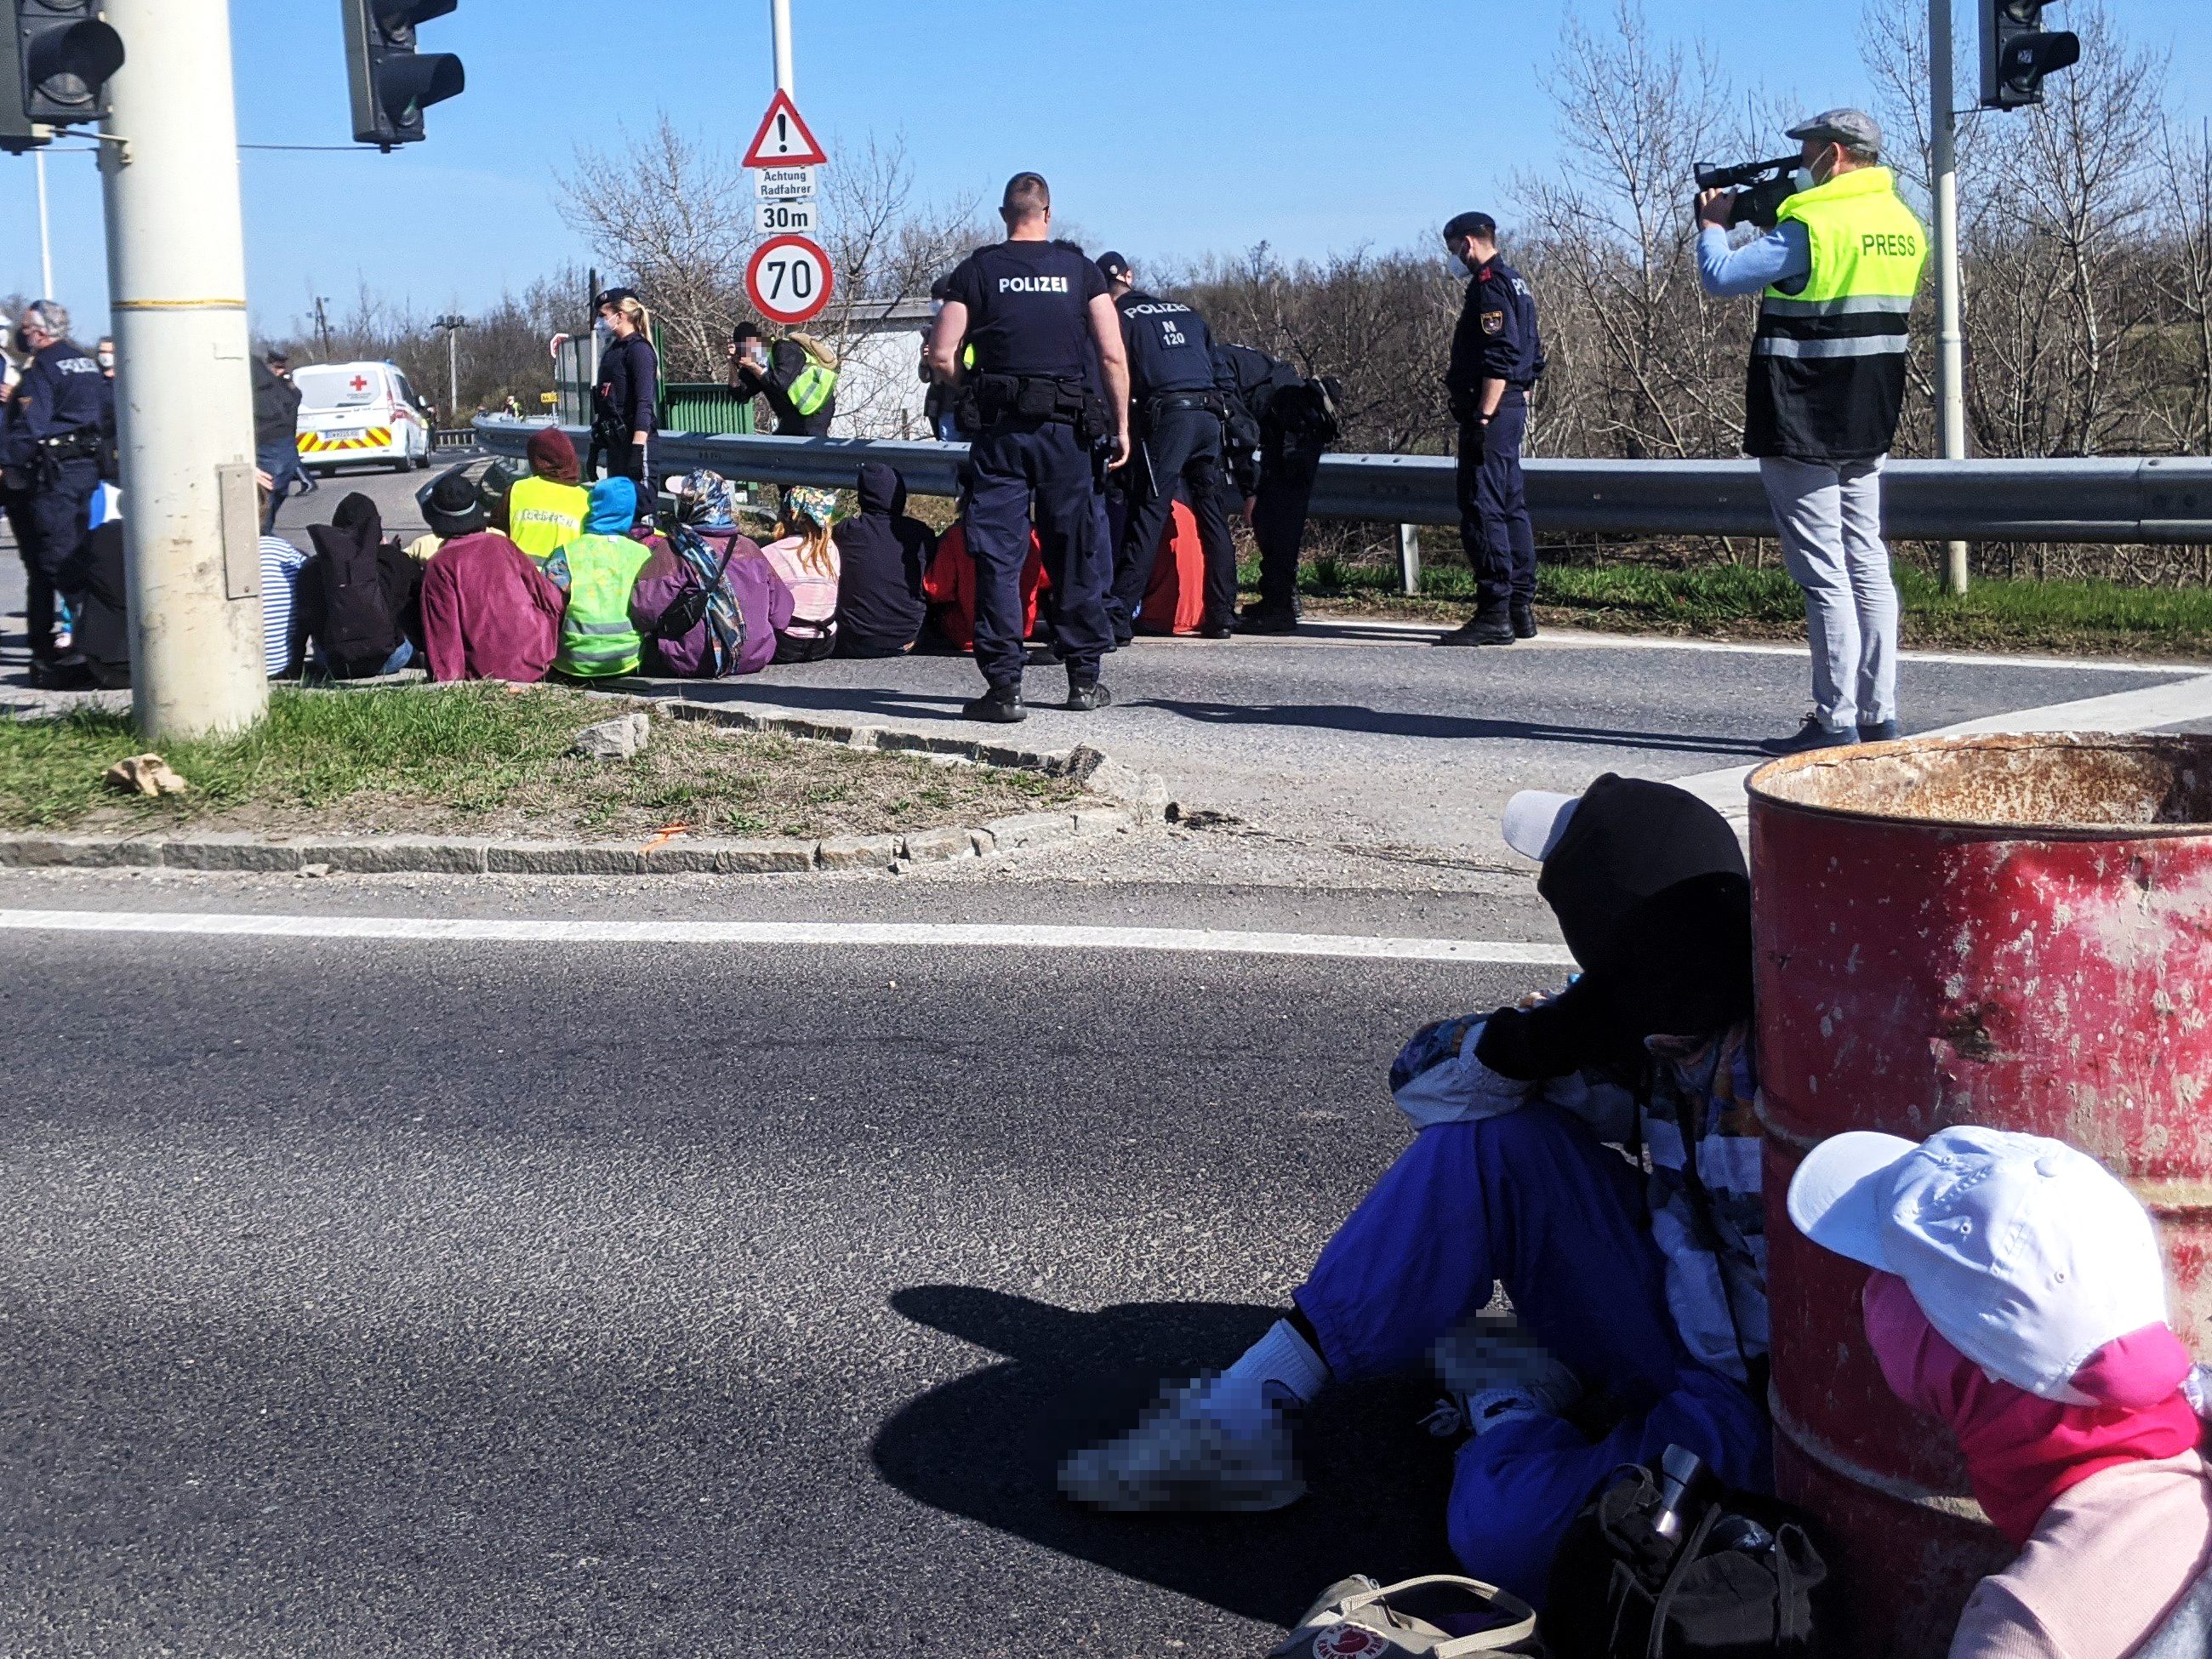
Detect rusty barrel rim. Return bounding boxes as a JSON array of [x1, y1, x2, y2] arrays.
[[1747, 731, 2212, 841]]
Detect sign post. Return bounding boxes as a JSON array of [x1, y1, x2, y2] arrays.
[[739, 69, 834, 330]]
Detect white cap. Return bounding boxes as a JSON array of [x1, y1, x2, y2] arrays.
[[1502, 790, 1578, 862], [1787, 1126, 2169, 1405]]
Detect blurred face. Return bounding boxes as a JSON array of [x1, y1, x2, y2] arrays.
[[96, 339, 115, 371], [18, 316, 51, 351]]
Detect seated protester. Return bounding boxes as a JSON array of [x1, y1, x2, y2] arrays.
[[55, 516, 128, 688], [418, 468, 566, 683], [728, 322, 839, 437], [921, 517, 1046, 653], [630, 514, 760, 680], [714, 527, 794, 676], [294, 491, 417, 678], [507, 427, 588, 561], [539, 476, 655, 680], [257, 475, 310, 679], [761, 485, 841, 664], [1060, 776, 1771, 1609], [1789, 1129, 2212, 1659], [832, 462, 933, 658]]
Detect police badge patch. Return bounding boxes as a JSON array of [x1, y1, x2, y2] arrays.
[[1480, 310, 1505, 334]]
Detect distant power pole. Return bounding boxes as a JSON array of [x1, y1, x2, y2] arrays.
[[433, 312, 468, 418], [313, 294, 333, 360], [100, 0, 268, 738]]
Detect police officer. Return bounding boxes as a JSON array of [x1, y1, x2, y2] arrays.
[[1438, 212, 1545, 647], [926, 173, 1132, 722], [1697, 109, 1924, 754], [3, 301, 105, 684], [1094, 253, 1238, 642], [1212, 342, 1342, 634]]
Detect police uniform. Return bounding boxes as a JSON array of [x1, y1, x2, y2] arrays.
[[943, 239, 1116, 693], [3, 334, 107, 669], [1108, 283, 1237, 638], [1212, 344, 1340, 626], [1445, 256, 1544, 621]]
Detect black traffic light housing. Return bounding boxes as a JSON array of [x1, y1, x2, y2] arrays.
[[341, 0, 465, 151], [1980, 0, 2079, 111], [0, 0, 125, 155]]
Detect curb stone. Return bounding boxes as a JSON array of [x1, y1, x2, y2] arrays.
[[0, 689, 1167, 880]]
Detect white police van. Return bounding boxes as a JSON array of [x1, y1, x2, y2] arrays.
[[292, 360, 433, 473]]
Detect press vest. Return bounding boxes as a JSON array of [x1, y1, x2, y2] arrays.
[[1745, 167, 1927, 462], [506, 475, 588, 562], [788, 358, 838, 417], [551, 532, 652, 677]]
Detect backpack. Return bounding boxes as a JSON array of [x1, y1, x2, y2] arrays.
[[1544, 1452, 1827, 1659], [651, 523, 748, 676], [1269, 1574, 1547, 1658], [304, 530, 400, 676]]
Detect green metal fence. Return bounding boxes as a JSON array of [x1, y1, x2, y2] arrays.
[[660, 382, 755, 437]]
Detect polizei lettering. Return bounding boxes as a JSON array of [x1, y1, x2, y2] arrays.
[[1125, 302, 1190, 316], [999, 276, 1070, 294]]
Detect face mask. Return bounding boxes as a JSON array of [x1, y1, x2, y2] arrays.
[[96, 350, 114, 370]]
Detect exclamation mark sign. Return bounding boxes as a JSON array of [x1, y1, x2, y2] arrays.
[[777, 112, 789, 153]]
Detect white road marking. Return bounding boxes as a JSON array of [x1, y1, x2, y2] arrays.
[[0, 909, 1576, 966], [1669, 672, 2212, 815]]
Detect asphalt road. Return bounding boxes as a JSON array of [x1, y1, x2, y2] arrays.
[[0, 929, 1531, 1657]]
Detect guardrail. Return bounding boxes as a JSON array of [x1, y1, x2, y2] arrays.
[[472, 419, 2212, 544]]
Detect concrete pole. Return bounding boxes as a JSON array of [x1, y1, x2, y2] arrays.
[[448, 324, 458, 416], [1930, 0, 1971, 595], [100, 0, 267, 738], [770, 0, 794, 94], [34, 149, 53, 298]]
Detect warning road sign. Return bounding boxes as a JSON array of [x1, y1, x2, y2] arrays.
[[745, 234, 834, 327], [753, 165, 817, 202], [741, 89, 829, 168]]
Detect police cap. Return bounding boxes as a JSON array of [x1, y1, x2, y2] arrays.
[[1096, 250, 1132, 282]]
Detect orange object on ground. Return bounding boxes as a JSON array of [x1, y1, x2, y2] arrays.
[[922, 522, 1048, 652], [1137, 499, 1206, 636]]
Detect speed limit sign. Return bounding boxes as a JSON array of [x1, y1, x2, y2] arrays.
[[745, 234, 834, 327]]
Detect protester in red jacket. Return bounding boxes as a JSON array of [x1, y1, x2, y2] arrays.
[[418, 472, 566, 682]]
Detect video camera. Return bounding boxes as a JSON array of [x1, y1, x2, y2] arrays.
[[1693, 155, 1801, 230]]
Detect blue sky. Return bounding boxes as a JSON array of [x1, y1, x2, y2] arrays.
[[4, 0, 2205, 340]]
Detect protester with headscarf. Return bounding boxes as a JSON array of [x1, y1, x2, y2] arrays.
[[539, 476, 653, 679], [761, 484, 841, 663], [1059, 775, 1772, 1608], [506, 426, 589, 561], [1790, 1128, 2212, 1657], [418, 469, 566, 683], [832, 463, 933, 658]]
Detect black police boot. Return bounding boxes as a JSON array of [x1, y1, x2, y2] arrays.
[[1509, 600, 1538, 640], [1434, 604, 1515, 647], [1065, 677, 1113, 713], [1237, 608, 1298, 635], [1198, 619, 1234, 641], [961, 683, 1027, 724]]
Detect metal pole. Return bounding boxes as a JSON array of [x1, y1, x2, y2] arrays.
[[100, 0, 268, 738], [770, 0, 794, 93], [1930, 0, 1971, 595], [34, 148, 53, 298], [448, 324, 458, 414]]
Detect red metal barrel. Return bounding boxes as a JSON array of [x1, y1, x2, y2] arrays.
[[1748, 733, 2212, 1658]]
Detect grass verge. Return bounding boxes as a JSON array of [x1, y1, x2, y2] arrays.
[[1245, 557, 2212, 658], [0, 686, 1075, 839]]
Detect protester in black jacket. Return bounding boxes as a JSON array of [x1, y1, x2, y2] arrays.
[[295, 492, 419, 678], [592, 288, 658, 498], [728, 323, 838, 437], [832, 462, 933, 657]]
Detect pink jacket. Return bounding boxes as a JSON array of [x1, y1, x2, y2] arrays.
[[420, 531, 566, 683]]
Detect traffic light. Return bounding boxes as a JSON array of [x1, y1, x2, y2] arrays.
[[340, 0, 465, 151], [1980, 0, 2080, 111], [0, 0, 125, 155]]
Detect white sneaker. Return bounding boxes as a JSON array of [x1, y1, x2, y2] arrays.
[[1422, 1312, 1581, 1439], [1057, 1377, 1307, 1513]]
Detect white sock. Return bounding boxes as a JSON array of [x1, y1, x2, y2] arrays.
[[1196, 1319, 1331, 1437]]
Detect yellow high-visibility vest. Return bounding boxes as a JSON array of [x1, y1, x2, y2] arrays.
[[507, 475, 588, 562]]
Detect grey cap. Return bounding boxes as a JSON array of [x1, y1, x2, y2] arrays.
[[1787, 107, 1881, 154]]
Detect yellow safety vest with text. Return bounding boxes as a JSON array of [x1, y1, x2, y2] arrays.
[[507, 475, 589, 562]]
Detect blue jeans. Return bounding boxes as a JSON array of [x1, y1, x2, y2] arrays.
[[258, 444, 309, 533], [1293, 1106, 1770, 1605]]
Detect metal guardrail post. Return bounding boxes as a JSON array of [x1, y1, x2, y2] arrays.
[[1398, 524, 1422, 596]]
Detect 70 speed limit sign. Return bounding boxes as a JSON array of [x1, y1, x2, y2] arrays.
[[746, 233, 834, 327]]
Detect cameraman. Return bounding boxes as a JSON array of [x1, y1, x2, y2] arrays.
[[1696, 109, 1925, 754]]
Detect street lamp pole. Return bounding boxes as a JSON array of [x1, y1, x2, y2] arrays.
[[434, 312, 468, 420], [1930, 0, 1971, 595]]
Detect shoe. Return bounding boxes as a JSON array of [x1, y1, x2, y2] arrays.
[[1434, 606, 1514, 647], [1065, 679, 1113, 712], [1421, 1313, 1582, 1441], [1858, 718, 1902, 743], [1236, 609, 1299, 636], [1761, 715, 1858, 756], [1058, 1377, 1306, 1513], [1198, 621, 1234, 641], [961, 685, 1027, 724], [1509, 602, 1537, 640]]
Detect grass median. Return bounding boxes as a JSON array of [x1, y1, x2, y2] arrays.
[[0, 685, 1075, 840], [1256, 557, 2212, 659]]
